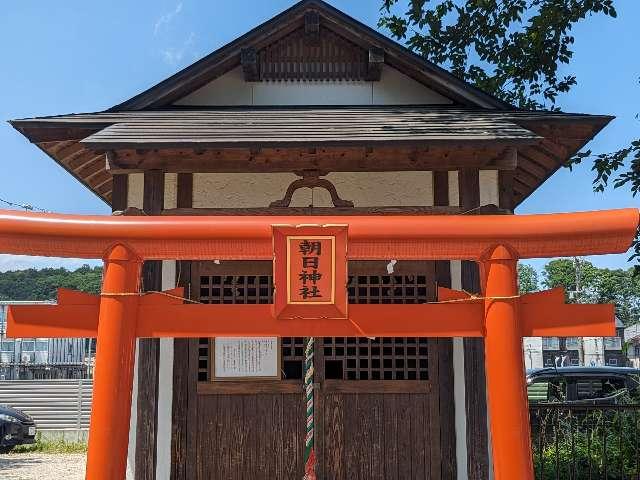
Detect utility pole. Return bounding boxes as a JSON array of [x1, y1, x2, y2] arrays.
[[574, 257, 586, 365]]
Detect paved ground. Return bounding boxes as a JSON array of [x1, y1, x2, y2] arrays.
[[0, 453, 86, 480]]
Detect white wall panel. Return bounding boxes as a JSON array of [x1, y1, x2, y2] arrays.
[[174, 65, 452, 106]]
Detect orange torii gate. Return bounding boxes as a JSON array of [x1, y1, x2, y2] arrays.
[[1, 208, 638, 480]]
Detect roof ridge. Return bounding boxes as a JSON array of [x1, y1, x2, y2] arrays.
[[108, 0, 511, 112]]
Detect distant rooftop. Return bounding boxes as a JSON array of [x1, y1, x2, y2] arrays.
[[625, 323, 640, 342]]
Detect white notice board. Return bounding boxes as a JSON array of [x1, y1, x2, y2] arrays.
[[213, 337, 280, 380]]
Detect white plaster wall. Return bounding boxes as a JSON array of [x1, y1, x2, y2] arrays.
[[175, 67, 252, 105], [156, 261, 176, 480], [479, 170, 499, 207], [155, 174, 177, 480], [164, 173, 178, 210], [127, 173, 144, 209], [450, 259, 468, 480], [174, 65, 452, 106], [373, 66, 451, 104], [448, 171, 459, 207], [193, 173, 295, 208], [449, 167, 468, 480], [193, 171, 434, 208], [253, 79, 373, 105], [126, 341, 139, 480]]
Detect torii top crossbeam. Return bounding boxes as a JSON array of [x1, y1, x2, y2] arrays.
[[1, 207, 639, 480], [0, 208, 636, 260]]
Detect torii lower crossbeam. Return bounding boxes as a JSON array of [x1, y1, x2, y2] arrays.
[[1, 208, 638, 480]]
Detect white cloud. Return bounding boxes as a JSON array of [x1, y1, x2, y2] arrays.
[[160, 32, 196, 66], [154, 2, 184, 35], [0, 255, 101, 273]]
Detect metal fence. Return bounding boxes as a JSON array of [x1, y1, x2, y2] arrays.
[[0, 379, 93, 430], [531, 403, 640, 480], [0, 363, 91, 380]]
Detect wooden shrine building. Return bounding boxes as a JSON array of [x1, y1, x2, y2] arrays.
[[9, 1, 616, 479]]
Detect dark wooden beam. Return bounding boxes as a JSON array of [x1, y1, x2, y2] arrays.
[[136, 170, 165, 480], [458, 168, 490, 480], [160, 205, 510, 216], [12, 125, 101, 142], [91, 172, 113, 191], [304, 10, 320, 44], [171, 173, 193, 480], [68, 152, 101, 171], [48, 142, 87, 163], [75, 157, 105, 180], [366, 46, 384, 81], [487, 147, 517, 169], [94, 180, 112, 196], [498, 170, 515, 212], [240, 47, 259, 81], [39, 140, 75, 155], [433, 170, 457, 480], [105, 145, 520, 174], [111, 175, 128, 213], [433, 171, 449, 207], [176, 173, 193, 209]]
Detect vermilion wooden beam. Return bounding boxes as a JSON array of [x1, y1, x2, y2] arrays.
[[0, 208, 637, 261], [7, 286, 615, 339], [0, 208, 637, 480], [6, 288, 183, 338]]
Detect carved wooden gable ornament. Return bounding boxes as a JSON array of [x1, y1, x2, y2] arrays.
[[241, 11, 384, 82]]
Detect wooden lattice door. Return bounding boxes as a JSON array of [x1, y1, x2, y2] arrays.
[[191, 261, 441, 480], [316, 263, 441, 480]]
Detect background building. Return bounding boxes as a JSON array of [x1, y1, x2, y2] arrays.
[[626, 323, 640, 368], [523, 318, 627, 369], [0, 302, 93, 380]]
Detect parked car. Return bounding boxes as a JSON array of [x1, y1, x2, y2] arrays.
[[0, 404, 36, 453], [526, 366, 640, 405]]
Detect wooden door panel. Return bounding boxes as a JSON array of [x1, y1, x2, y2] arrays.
[[196, 393, 305, 479], [321, 393, 435, 480]]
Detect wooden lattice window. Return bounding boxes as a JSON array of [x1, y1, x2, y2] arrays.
[[197, 273, 303, 381], [196, 264, 434, 382], [323, 274, 431, 380]]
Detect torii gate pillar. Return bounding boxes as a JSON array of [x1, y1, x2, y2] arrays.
[[86, 245, 141, 480], [483, 245, 534, 480]]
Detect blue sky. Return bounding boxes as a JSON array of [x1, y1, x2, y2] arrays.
[[0, 0, 638, 273]]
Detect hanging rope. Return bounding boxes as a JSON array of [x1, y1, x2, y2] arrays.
[[99, 290, 520, 304], [302, 336, 316, 480]]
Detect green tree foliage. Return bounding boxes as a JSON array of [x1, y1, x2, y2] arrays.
[[542, 259, 640, 325], [0, 265, 103, 301], [518, 263, 539, 293], [379, 1, 639, 265], [379, 0, 617, 110]]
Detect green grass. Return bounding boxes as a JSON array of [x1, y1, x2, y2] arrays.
[[10, 432, 87, 454]]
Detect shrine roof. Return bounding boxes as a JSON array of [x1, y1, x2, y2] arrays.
[[8, 0, 613, 206], [10, 106, 611, 206], [16, 107, 540, 150]]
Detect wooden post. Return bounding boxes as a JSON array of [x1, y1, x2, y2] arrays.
[[482, 245, 534, 480], [86, 244, 141, 480]]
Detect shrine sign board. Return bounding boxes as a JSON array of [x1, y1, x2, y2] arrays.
[[272, 225, 348, 319], [213, 337, 280, 380]]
